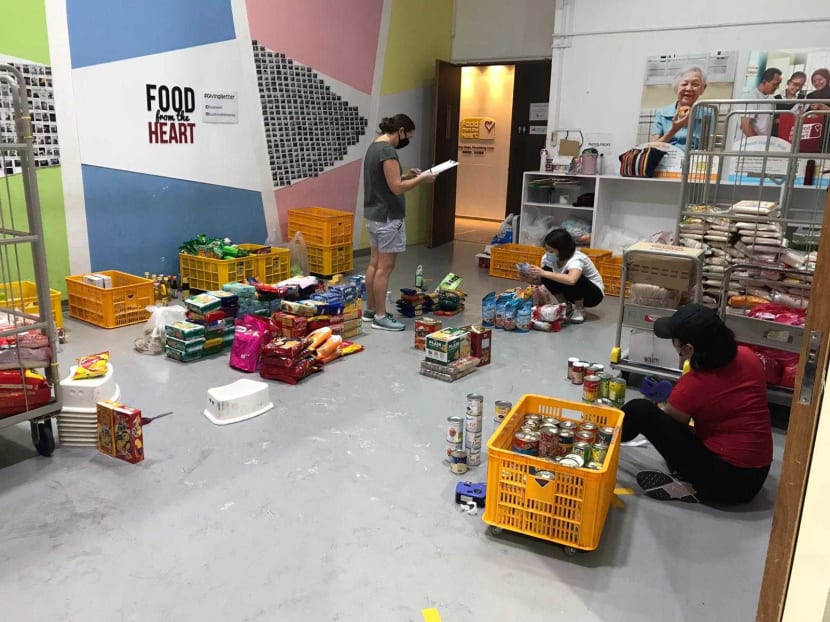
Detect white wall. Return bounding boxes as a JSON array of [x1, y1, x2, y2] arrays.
[[550, 0, 830, 158], [451, 0, 554, 62]]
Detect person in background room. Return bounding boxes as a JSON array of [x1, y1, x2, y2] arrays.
[[650, 65, 708, 149], [362, 113, 436, 332], [773, 71, 807, 136], [523, 228, 604, 324], [805, 68, 830, 110], [738, 67, 783, 138], [621, 304, 772, 504]]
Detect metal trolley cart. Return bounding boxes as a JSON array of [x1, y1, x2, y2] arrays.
[[0, 65, 62, 456], [719, 263, 812, 406], [609, 242, 704, 381], [483, 395, 624, 556]]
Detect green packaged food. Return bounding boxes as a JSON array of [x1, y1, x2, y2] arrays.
[[165, 321, 206, 340], [165, 345, 203, 362], [165, 335, 205, 354], [222, 282, 257, 297], [185, 293, 222, 313]]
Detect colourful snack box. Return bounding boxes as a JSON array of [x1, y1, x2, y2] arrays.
[[425, 327, 471, 365], [97, 400, 144, 464]]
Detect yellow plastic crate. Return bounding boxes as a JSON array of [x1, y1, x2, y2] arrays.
[[179, 252, 260, 292], [596, 255, 630, 298], [0, 281, 63, 328], [287, 207, 354, 246], [580, 247, 612, 263], [483, 395, 624, 552], [65, 271, 153, 329], [489, 244, 544, 280], [238, 244, 290, 284], [307, 243, 353, 276]]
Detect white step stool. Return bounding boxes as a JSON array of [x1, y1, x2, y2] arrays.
[[204, 379, 273, 425]]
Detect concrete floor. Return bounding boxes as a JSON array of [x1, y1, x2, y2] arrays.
[[0, 240, 783, 622]]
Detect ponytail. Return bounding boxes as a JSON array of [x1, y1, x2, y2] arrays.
[[378, 113, 415, 135]]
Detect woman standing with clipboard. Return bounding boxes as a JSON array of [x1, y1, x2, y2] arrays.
[[362, 114, 437, 331]]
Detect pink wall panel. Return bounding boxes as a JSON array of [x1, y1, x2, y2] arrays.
[[246, 0, 383, 94], [275, 159, 362, 238]]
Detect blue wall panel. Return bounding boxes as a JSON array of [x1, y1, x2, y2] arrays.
[[67, 0, 236, 68], [82, 166, 266, 276]]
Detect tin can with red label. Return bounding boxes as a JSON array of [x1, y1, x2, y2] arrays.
[[567, 357, 580, 380], [513, 431, 540, 455], [571, 362, 587, 385], [575, 430, 595, 446], [539, 425, 559, 458], [559, 420, 578, 433], [414, 317, 442, 351], [582, 374, 601, 403], [578, 422, 598, 443]]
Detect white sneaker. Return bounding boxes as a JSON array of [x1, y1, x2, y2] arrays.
[[372, 314, 405, 331], [569, 308, 584, 324]]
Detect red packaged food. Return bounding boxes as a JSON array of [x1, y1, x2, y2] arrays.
[[97, 400, 144, 464], [0, 370, 52, 417], [464, 325, 492, 367], [186, 309, 227, 324]]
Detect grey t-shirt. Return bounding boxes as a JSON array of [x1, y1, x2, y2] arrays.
[[363, 141, 405, 222]]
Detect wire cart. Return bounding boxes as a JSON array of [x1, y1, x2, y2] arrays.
[[676, 97, 828, 405], [0, 64, 62, 456], [483, 395, 623, 555], [609, 242, 704, 381]]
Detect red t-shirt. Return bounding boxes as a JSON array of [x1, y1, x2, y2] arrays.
[[669, 346, 772, 468]]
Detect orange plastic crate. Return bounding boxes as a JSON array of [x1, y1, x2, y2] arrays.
[[580, 247, 612, 263], [238, 244, 291, 284], [307, 243, 354, 276], [287, 207, 354, 246], [179, 252, 261, 292], [0, 281, 63, 328], [65, 271, 153, 328], [489, 244, 544, 280], [597, 255, 630, 297], [483, 395, 624, 551]]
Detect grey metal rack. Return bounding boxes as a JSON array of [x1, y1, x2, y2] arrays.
[[676, 97, 829, 406], [0, 64, 62, 456]]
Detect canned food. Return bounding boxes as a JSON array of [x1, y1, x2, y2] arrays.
[[557, 429, 575, 456], [575, 430, 595, 446], [465, 431, 482, 448], [571, 362, 587, 385], [524, 413, 543, 426], [609, 378, 627, 407], [559, 420, 578, 432], [534, 470, 556, 481], [567, 357, 580, 380], [465, 414, 483, 433], [414, 317, 442, 350], [446, 440, 463, 458], [542, 417, 561, 428], [595, 398, 615, 407], [588, 363, 604, 375], [449, 449, 467, 470], [582, 374, 601, 403], [539, 425, 559, 458], [494, 400, 512, 418], [560, 454, 584, 468], [599, 373, 613, 399], [578, 422, 598, 442], [520, 425, 539, 436], [467, 454, 481, 467], [513, 431, 540, 455], [574, 441, 592, 463], [598, 426, 614, 445], [466, 393, 484, 416], [591, 443, 608, 464], [586, 461, 603, 470], [447, 415, 463, 443], [493, 414, 505, 432]]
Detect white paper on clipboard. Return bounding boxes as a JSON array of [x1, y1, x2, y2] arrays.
[[423, 160, 458, 175]]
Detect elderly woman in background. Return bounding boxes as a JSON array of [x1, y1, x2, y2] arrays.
[[650, 66, 708, 149]]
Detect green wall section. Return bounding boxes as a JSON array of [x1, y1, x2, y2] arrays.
[[1, 169, 71, 295], [0, 0, 51, 64], [381, 0, 453, 96]]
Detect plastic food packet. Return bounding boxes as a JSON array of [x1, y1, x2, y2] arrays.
[[72, 351, 110, 380], [516, 300, 532, 333], [481, 292, 496, 327]]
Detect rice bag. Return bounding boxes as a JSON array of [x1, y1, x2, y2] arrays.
[[72, 351, 110, 380]]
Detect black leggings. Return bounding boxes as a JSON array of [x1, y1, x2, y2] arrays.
[[622, 399, 770, 504], [542, 274, 604, 307]]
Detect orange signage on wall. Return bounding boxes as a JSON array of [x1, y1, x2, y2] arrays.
[[460, 117, 496, 141]]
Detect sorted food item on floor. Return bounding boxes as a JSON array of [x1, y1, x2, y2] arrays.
[[185, 293, 222, 314], [414, 317, 442, 350], [462, 325, 491, 366], [0, 369, 52, 417], [97, 400, 144, 464], [165, 321, 206, 340], [425, 328, 471, 365], [72, 351, 110, 380]]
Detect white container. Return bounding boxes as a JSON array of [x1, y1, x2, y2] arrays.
[[204, 379, 273, 426], [60, 363, 120, 413]]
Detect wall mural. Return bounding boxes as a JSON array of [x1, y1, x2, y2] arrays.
[[0, 61, 60, 176], [252, 41, 366, 188]]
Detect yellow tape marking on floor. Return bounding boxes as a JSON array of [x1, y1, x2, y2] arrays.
[[612, 487, 635, 509], [422, 608, 442, 622], [615, 487, 635, 496]]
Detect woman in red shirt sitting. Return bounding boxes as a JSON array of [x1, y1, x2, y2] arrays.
[[622, 304, 773, 504]]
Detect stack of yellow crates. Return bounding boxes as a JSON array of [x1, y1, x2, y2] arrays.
[[287, 207, 354, 276]]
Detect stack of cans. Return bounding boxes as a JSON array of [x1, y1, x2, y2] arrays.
[[465, 393, 484, 466]]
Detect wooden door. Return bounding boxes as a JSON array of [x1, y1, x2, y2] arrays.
[[428, 60, 461, 248], [506, 61, 551, 216], [756, 189, 830, 621]]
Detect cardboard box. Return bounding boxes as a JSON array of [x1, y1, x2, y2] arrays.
[[476, 253, 491, 269], [97, 400, 144, 464], [462, 324, 492, 366], [83, 273, 113, 288], [625, 242, 703, 291], [425, 327, 470, 364], [628, 329, 682, 370], [272, 312, 308, 339]]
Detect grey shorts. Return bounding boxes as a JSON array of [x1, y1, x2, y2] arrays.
[[366, 218, 406, 253]]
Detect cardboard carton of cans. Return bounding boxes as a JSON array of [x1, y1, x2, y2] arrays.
[[425, 327, 471, 364]]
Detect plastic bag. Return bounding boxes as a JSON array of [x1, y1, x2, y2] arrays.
[[522, 214, 558, 247], [73, 351, 109, 379], [289, 231, 309, 277], [491, 214, 516, 245], [561, 217, 592, 246], [134, 305, 187, 355]]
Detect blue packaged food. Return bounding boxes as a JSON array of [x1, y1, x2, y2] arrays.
[[516, 300, 532, 333], [481, 292, 496, 327]]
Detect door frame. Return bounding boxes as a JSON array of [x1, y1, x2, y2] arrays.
[[757, 190, 830, 621]]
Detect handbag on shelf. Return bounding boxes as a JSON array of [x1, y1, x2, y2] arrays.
[[618, 142, 670, 178]]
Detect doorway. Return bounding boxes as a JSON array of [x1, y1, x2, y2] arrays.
[[429, 59, 551, 247]]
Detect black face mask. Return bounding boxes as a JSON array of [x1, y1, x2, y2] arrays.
[[395, 130, 410, 150]]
